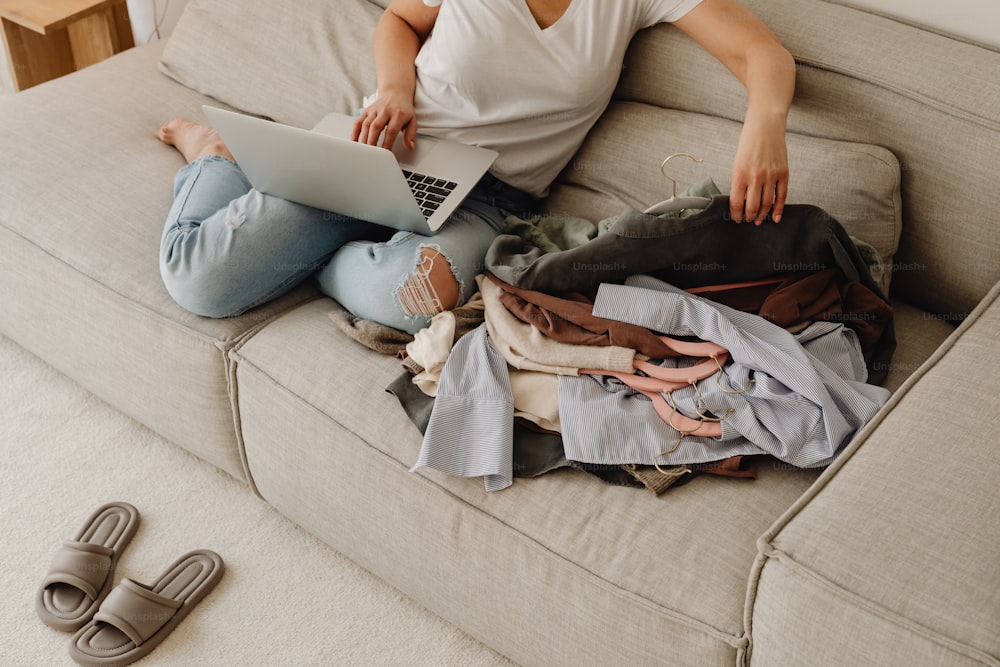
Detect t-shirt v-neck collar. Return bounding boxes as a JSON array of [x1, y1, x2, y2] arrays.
[[520, 0, 578, 34]]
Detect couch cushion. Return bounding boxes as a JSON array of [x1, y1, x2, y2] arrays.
[[158, 0, 383, 130], [545, 102, 902, 294], [231, 297, 825, 666], [616, 0, 1000, 316], [0, 42, 321, 478], [747, 279, 1000, 665]]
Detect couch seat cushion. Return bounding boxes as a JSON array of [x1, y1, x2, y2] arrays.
[[0, 43, 320, 476], [0, 42, 319, 337], [231, 297, 824, 665]]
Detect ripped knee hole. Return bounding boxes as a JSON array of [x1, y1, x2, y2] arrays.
[[398, 246, 460, 316]]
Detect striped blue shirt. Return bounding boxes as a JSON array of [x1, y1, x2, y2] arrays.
[[411, 324, 516, 492], [562, 276, 889, 469]]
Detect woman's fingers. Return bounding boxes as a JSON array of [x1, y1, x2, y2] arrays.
[[352, 104, 416, 150], [730, 165, 789, 225]]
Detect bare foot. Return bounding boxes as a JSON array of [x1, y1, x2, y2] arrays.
[[156, 118, 236, 163]]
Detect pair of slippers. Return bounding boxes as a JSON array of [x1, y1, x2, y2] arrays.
[[35, 501, 224, 666]]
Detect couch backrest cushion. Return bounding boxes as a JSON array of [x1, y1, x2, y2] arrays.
[[545, 103, 901, 295], [614, 0, 1000, 317], [158, 0, 383, 130]]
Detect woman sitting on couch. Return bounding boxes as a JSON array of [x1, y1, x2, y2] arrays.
[[155, 0, 795, 333]]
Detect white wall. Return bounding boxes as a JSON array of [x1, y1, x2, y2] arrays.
[[833, 0, 1000, 50], [127, 0, 190, 46]]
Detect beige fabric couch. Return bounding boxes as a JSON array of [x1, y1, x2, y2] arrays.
[[2, 0, 998, 664]]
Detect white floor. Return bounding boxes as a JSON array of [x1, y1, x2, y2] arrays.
[[0, 334, 514, 666]]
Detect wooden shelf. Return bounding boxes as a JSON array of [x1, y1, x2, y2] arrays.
[[0, 0, 133, 91]]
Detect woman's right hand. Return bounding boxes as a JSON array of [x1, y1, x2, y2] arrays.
[[351, 88, 418, 151], [358, 1, 438, 151]]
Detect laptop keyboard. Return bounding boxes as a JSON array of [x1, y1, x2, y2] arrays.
[[402, 170, 459, 219]]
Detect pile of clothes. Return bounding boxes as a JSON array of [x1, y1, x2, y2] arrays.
[[339, 191, 895, 494]]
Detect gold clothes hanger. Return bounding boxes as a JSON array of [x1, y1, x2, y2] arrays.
[[643, 153, 713, 215]]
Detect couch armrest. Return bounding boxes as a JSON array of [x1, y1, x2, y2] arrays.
[[745, 281, 1000, 666]]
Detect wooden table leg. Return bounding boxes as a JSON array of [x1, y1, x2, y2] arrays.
[[66, 9, 115, 68], [66, 3, 134, 70], [112, 1, 134, 51]]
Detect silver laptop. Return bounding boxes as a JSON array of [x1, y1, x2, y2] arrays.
[[202, 105, 498, 234]]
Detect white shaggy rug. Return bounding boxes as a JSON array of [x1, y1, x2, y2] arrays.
[[0, 334, 514, 667]]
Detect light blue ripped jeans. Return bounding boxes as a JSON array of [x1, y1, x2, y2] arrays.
[[159, 155, 536, 333]]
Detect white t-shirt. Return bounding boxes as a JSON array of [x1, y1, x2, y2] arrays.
[[369, 0, 703, 197]]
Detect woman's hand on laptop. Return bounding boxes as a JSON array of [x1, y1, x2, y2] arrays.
[[352, 89, 418, 152]]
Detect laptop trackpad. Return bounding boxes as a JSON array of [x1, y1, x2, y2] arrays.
[[392, 134, 438, 169]]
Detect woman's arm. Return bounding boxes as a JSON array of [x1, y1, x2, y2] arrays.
[[352, 0, 440, 150], [673, 0, 796, 224]]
